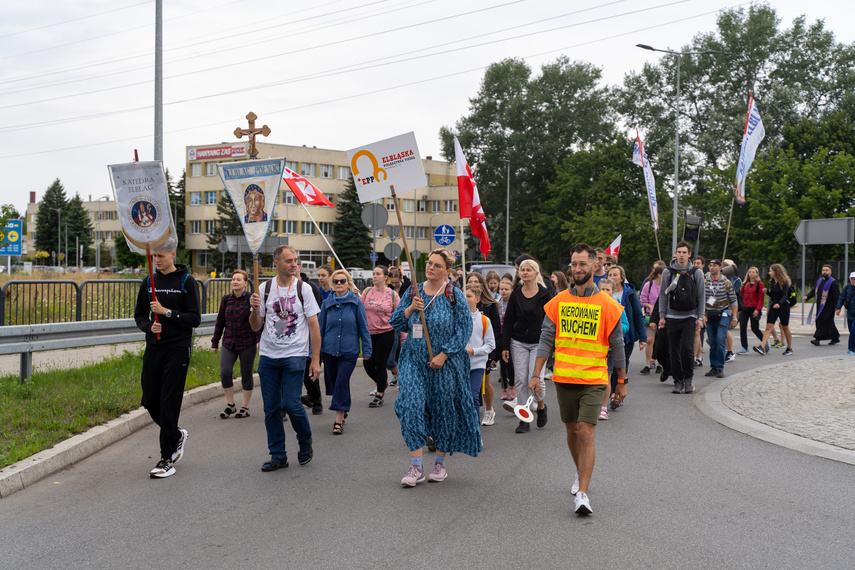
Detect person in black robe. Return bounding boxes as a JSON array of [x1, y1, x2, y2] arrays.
[[804, 264, 840, 345]]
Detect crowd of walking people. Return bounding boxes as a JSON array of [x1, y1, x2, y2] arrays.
[[137, 239, 852, 515]]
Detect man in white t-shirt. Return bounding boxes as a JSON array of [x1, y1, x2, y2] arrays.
[[250, 245, 321, 471]]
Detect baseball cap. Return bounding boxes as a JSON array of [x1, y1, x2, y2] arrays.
[[850, 271, 855, 279], [708, 259, 721, 266]]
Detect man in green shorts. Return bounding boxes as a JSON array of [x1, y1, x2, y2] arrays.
[[528, 243, 626, 515]]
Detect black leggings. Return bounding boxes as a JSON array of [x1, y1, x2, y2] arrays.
[[364, 330, 395, 393], [738, 307, 764, 349], [219, 345, 256, 391]]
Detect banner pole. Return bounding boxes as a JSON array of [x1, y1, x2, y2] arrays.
[[133, 148, 161, 340], [252, 254, 260, 296], [722, 195, 735, 261], [299, 201, 345, 270], [460, 217, 466, 286], [654, 229, 662, 261], [390, 185, 433, 359]]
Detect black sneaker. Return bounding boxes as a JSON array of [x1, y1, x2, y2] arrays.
[[659, 371, 668, 382], [752, 346, 766, 356], [783, 348, 794, 356], [150, 458, 175, 479], [655, 365, 663, 374], [311, 403, 323, 415], [704, 369, 716, 377], [301, 395, 312, 407], [369, 395, 384, 408], [639, 366, 651, 375], [515, 421, 531, 433], [829, 339, 840, 345], [715, 370, 725, 378], [811, 339, 821, 346], [536, 405, 548, 428]]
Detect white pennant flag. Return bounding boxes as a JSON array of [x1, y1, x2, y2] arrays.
[[108, 161, 174, 253], [632, 132, 658, 231], [734, 93, 766, 205], [216, 158, 285, 253]]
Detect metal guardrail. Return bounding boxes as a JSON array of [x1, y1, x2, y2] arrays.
[[0, 278, 261, 326], [0, 314, 217, 382]]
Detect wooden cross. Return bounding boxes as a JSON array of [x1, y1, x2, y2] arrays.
[[234, 112, 271, 159]]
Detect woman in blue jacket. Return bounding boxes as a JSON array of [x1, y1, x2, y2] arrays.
[[318, 269, 372, 435], [607, 266, 647, 409], [836, 272, 855, 355]]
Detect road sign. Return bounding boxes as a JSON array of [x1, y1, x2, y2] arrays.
[[793, 218, 854, 245], [385, 225, 400, 240], [453, 250, 460, 260], [411, 249, 421, 260], [0, 219, 22, 256], [361, 204, 388, 230], [384, 242, 402, 261], [370, 253, 379, 261], [434, 224, 456, 246]]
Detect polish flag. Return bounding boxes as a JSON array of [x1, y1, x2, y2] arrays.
[[454, 137, 490, 259], [605, 234, 621, 260], [283, 167, 334, 207]]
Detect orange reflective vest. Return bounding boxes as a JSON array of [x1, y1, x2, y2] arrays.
[[544, 289, 624, 385]]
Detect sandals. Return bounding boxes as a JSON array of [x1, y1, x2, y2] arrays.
[[219, 403, 236, 419], [234, 407, 250, 418], [369, 395, 384, 408], [261, 456, 288, 472], [333, 422, 343, 435]]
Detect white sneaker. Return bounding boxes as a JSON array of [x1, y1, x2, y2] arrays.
[[481, 409, 496, 426], [502, 398, 517, 414], [150, 458, 175, 479], [171, 428, 188, 463], [574, 491, 592, 515], [369, 388, 377, 396], [571, 471, 580, 495]]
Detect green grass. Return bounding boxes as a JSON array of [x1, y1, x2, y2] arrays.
[[0, 343, 235, 470]]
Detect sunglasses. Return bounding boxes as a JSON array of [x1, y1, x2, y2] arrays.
[[603, 263, 612, 267], [332, 278, 348, 284]]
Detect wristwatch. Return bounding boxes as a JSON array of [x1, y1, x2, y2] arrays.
[[165, 309, 173, 318]]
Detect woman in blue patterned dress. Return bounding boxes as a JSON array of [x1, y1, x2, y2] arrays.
[[390, 248, 481, 487]]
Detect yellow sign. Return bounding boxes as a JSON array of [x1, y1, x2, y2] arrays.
[[7, 230, 19, 242], [558, 302, 601, 341]]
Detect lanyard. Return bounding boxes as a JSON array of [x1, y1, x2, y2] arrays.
[[423, 282, 448, 312]]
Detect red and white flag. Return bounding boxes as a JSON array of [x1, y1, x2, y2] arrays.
[[454, 137, 490, 259], [283, 166, 334, 207], [605, 234, 621, 260]]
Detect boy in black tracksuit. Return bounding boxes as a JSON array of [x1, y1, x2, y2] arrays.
[[134, 246, 201, 478]]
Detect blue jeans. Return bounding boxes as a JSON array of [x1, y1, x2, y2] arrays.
[[322, 353, 357, 412], [469, 368, 485, 412], [706, 313, 732, 371], [258, 356, 313, 461]]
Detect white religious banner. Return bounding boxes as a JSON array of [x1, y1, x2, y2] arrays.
[[216, 158, 285, 253], [108, 161, 174, 253], [347, 132, 426, 203], [734, 93, 766, 205]]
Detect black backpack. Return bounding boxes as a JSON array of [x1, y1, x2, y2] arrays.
[[669, 266, 699, 311]]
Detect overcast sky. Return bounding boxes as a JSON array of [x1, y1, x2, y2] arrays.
[[1, 0, 851, 216]]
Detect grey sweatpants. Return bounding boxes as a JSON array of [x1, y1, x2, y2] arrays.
[[511, 339, 546, 405]]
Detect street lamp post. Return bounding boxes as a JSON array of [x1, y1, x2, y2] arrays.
[[49, 207, 61, 267], [636, 44, 720, 255], [501, 159, 510, 264]]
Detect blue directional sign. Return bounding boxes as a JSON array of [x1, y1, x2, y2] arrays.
[[0, 219, 22, 256], [369, 252, 379, 261], [434, 224, 456, 246]]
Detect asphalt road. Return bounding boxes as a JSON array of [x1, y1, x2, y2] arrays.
[[1, 335, 853, 569]]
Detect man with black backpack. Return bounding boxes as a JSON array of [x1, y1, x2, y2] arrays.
[[658, 241, 705, 394]]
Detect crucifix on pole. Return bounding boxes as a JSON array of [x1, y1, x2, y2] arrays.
[[234, 112, 271, 159], [233, 111, 271, 292]]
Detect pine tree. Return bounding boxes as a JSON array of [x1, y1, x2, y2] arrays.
[[64, 194, 94, 265], [35, 179, 68, 261], [334, 176, 371, 267], [167, 169, 186, 256]]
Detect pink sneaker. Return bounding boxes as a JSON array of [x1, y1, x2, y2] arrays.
[[401, 465, 425, 487], [598, 407, 609, 420], [427, 461, 447, 482], [509, 386, 517, 400], [501, 388, 509, 400]]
